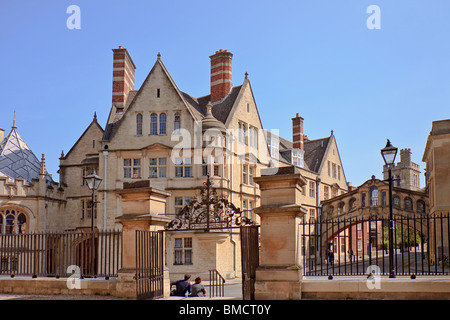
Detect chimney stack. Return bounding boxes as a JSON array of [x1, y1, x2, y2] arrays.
[[112, 46, 136, 111], [210, 49, 233, 103], [292, 113, 304, 150]]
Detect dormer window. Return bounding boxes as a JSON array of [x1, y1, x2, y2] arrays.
[[292, 148, 304, 167]]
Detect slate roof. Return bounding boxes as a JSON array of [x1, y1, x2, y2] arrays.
[[0, 125, 52, 183], [304, 137, 330, 173], [264, 129, 331, 174]]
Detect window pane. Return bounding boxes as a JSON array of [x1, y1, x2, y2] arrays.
[[175, 166, 183, 177], [159, 113, 167, 135], [133, 159, 141, 166], [174, 112, 181, 131], [184, 166, 192, 177], [136, 114, 143, 135], [174, 238, 182, 248], [149, 167, 157, 178], [149, 158, 157, 166], [184, 238, 192, 248], [184, 250, 192, 265], [159, 158, 166, 166], [150, 113, 158, 135], [174, 250, 183, 265], [159, 167, 166, 178], [124, 168, 131, 178], [123, 159, 131, 166]]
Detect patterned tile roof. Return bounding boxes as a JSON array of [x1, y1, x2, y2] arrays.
[[0, 124, 52, 183]]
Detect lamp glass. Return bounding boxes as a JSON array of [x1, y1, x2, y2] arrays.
[[381, 140, 398, 166], [83, 169, 102, 191]]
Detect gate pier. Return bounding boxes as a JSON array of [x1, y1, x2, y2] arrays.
[[254, 167, 308, 300], [115, 186, 171, 299]]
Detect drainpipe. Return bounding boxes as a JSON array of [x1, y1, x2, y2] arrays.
[[316, 178, 321, 215], [316, 178, 321, 262], [103, 149, 109, 230]]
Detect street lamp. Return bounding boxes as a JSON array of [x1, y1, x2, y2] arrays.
[[381, 139, 398, 278], [83, 169, 102, 277]]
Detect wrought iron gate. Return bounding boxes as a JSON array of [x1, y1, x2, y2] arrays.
[[240, 225, 259, 300], [164, 176, 259, 300], [136, 230, 164, 300]]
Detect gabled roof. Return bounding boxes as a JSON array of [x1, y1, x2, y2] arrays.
[[63, 114, 104, 160], [102, 55, 244, 142], [304, 137, 330, 173], [0, 124, 52, 183]]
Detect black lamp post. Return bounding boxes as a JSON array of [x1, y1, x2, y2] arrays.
[[83, 169, 102, 277], [381, 139, 398, 278]]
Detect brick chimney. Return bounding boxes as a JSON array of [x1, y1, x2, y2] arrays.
[[112, 46, 136, 111], [292, 113, 304, 150], [210, 49, 233, 103]]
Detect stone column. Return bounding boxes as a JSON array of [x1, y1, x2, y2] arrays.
[[115, 184, 171, 299], [253, 166, 308, 300]]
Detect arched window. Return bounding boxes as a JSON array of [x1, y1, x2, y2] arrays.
[[404, 197, 413, 211], [136, 113, 143, 136], [150, 113, 158, 135], [0, 208, 28, 234], [417, 200, 425, 214], [393, 195, 401, 209], [349, 198, 357, 210], [174, 112, 181, 134], [159, 113, 167, 135], [370, 186, 378, 206], [338, 202, 345, 214]]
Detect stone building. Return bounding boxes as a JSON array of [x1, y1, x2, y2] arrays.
[[0, 118, 65, 235], [382, 148, 421, 191], [422, 118, 450, 261], [265, 115, 349, 221], [320, 175, 428, 258], [0, 47, 349, 281], [56, 47, 274, 280]]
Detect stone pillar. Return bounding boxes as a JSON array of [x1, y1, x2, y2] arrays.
[[253, 166, 308, 300], [115, 184, 171, 299]]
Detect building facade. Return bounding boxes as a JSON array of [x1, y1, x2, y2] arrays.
[[0, 47, 349, 280], [422, 118, 450, 261]]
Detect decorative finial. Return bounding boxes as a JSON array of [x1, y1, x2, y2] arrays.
[[157, 52, 161, 59], [39, 153, 47, 175], [244, 72, 248, 80], [94, 111, 97, 121], [12, 110, 16, 128], [206, 102, 213, 117], [61, 150, 65, 158]]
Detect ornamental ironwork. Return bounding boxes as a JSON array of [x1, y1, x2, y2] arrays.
[[165, 176, 256, 231]]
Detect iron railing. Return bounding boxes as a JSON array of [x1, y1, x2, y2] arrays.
[[301, 213, 449, 277], [0, 229, 122, 278], [136, 230, 164, 300], [209, 269, 225, 298]]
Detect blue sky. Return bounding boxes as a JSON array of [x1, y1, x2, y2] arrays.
[[1, 0, 449, 187]]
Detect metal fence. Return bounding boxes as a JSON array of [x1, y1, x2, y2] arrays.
[[301, 213, 449, 277], [0, 230, 122, 278]]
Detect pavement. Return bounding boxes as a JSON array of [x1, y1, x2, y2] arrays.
[[0, 277, 243, 300]]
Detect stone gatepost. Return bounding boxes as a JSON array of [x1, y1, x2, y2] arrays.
[[115, 183, 171, 299], [253, 166, 308, 300]]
